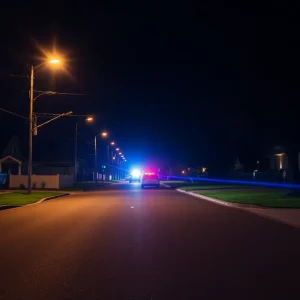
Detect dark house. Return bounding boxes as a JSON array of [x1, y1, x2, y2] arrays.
[[0, 136, 75, 176]]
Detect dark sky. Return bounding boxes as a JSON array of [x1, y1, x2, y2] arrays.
[[1, 1, 300, 173]]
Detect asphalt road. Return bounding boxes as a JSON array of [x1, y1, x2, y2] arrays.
[[0, 182, 299, 300]]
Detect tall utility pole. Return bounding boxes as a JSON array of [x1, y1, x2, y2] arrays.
[[94, 135, 97, 184], [74, 122, 78, 182], [74, 117, 93, 183], [27, 58, 74, 193], [119, 158, 121, 179], [107, 144, 110, 180], [28, 66, 34, 194]]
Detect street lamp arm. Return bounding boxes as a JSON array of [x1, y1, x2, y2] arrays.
[[33, 61, 47, 69], [34, 62, 47, 69], [33, 90, 57, 101], [35, 90, 88, 96], [35, 111, 73, 129], [35, 112, 93, 117], [33, 91, 48, 102]]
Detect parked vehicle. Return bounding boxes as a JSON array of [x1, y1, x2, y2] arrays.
[[141, 172, 160, 189]]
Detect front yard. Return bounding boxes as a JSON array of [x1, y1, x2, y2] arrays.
[[169, 181, 300, 208], [198, 190, 300, 208], [180, 184, 251, 190], [0, 192, 63, 206]]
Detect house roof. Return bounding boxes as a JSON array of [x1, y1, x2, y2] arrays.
[[0, 155, 22, 165]]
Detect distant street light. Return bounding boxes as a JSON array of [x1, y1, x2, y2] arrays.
[[110, 141, 115, 145], [75, 116, 94, 182], [116, 148, 120, 151], [28, 57, 61, 194], [94, 131, 109, 184]]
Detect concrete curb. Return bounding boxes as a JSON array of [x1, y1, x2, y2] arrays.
[[0, 193, 70, 211], [33, 193, 70, 205], [0, 205, 19, 211], [176, 188, 300, 229], [176, 189, 260, 208]]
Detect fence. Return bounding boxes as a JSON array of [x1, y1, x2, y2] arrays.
[[9, 174, 74, 189]]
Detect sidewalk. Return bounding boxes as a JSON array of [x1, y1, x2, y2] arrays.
[[177, 189, 300, 229], [247, 207, 300, 228]]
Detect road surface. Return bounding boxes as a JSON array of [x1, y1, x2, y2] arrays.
[[0, 182, 299, 299]]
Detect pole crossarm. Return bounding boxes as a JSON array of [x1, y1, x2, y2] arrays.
[[35, 111, 73, 129]]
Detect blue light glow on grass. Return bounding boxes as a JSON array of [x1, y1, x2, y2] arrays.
[[160, 175, 300, 189]]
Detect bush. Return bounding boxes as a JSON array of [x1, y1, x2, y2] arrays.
[[19, 184, 26, 190], [32, 182, 37, 189], [41, 181, 46, 189]]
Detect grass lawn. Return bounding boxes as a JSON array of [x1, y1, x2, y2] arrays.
[[0, 192, 63, 206], [161, 180, 188, 184], [199, 190, 300, 208], [180, 185, 251, 191]]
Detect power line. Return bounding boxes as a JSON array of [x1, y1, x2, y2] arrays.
[[35, 112, 94, 117], [9, 74, 28, 79], [34, 90, 89, 96], [55, 92, 89, 96], [0, 107, 28, 120]]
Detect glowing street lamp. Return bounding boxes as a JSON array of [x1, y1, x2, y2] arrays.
[[101, 131, 108, 138], [110, 141, 115, 145], [86, 116, 94, 122], [116, 148, 120, 151], [49, 59, 60, 64]]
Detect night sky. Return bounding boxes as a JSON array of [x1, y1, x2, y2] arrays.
[[1, 2, 300, 174]]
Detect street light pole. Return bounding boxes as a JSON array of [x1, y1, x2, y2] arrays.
[[27, 58, 62, 194], [94, 135, 97, 184], [28, 65, 34, 194], [74, 122, 78, 182], [118, 157, 121, 179], [107, 144, 110, 180], [74, 117, 93, 183]]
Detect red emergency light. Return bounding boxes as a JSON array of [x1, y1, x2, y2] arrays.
[[144, 172, 155, 175]]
